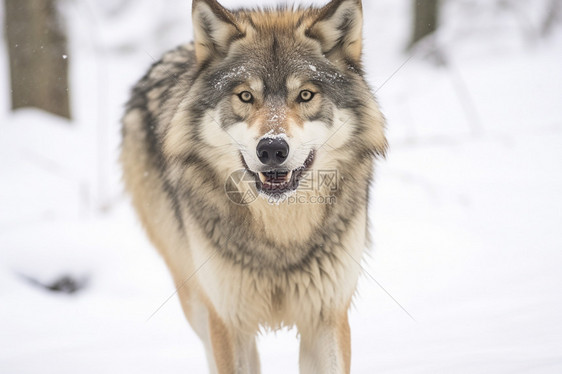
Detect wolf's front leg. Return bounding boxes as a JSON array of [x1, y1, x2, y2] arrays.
[[207, 309, 261, 374], [177, 286, 260, 374], [298, 312, 351, 374]]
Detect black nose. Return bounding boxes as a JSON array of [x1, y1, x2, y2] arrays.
[[256, 138, 289, 166]]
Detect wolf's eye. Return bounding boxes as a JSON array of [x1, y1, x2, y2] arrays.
[[239, 91, 254, 103], [298, 90, 315, 103]]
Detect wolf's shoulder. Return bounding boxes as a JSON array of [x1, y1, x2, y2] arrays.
[[157, 43, 197, 74], [126, 43, 197, 112]]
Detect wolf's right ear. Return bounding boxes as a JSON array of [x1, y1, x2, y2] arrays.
[[307, 0, 364, 63], [192, 0, 242, 63]]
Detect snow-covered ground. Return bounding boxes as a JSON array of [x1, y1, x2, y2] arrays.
[[1, 0, 561, 372]]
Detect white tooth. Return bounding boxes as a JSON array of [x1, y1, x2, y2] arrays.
[[285, 171, 293, 182], [259, 173, 267, 184]]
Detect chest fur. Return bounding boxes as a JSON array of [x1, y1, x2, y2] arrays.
[[188, 207, 368, 329]]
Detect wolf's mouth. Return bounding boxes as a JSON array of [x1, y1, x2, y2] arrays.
[[247, 151, 315, 196]]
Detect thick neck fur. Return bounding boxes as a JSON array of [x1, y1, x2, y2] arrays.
[[173, 151, 373, 272]]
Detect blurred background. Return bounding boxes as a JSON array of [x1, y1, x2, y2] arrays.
[[1, 0, 561, 372]]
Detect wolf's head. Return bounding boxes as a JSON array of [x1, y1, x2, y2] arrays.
[[165, 0, 386, 202]]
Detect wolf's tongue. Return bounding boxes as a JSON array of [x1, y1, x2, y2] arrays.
[[261, 171, 292, 184]]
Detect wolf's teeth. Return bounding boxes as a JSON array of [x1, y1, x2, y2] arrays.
[[285, 171, 293, 181], [258, 173, 267, 184]]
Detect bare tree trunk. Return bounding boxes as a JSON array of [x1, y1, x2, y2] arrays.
[[4, 0, 71, 119], [410, 0, 440, 48], [542, 0, 562, 37]]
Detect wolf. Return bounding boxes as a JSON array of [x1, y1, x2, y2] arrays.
[[121, 0, 387, 372]]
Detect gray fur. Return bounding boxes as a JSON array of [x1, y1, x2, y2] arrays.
[[121, 1, 386, 371]]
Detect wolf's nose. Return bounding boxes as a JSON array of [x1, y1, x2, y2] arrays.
[[256, 138, 289, 166]]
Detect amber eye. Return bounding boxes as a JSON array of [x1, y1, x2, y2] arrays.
[[239, 91, 254, 103], [298, 90, 315, 103]]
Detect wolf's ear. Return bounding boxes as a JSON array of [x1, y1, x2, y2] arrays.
[[307, 0, 364, 63], [192, 0, 242, 63]]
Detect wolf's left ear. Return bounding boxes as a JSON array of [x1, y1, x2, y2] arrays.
[[307, 0, 363, 63], [192, 0, 242, 63]]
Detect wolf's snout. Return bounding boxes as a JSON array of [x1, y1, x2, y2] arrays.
[[256, 138, 289, 167]]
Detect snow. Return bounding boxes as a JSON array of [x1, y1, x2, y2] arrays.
[[214, 65, 249, 90], [1, 0, 562, 373]]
